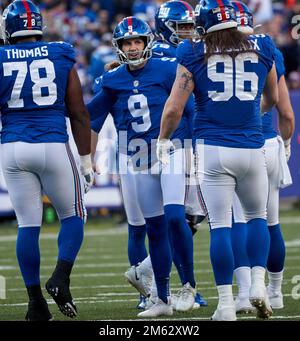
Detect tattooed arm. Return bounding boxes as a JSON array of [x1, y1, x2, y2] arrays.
[[159, 64, 195, 139]]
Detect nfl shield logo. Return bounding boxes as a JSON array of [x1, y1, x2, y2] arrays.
[[133, 80, 139, 87]]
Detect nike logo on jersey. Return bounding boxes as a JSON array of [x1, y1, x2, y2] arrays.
[[95, 79, 100, 84], [153, 52, 164, 57]]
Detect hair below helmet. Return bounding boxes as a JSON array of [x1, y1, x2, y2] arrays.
[[155, 0, 195, 46], [195, 0, 237, 35], [112, 16, 154, 65], [2, 0, 43, 43]]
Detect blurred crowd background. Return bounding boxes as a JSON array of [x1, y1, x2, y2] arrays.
[[0, 0, 300, 97]]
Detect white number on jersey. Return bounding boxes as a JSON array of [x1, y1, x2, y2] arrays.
[[3, 58, 58, 108], [207, 53, 259, 102], [128, 94, 151, 133]]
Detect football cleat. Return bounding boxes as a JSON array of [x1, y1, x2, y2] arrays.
[[138, 297, 173, 318], [171, 293, 179, 311], [25, 298, 53, 321], [267, 286, 284, 309], [186, 214, 206, 235], [136, 295, 147, 310], [176, 282, 196, 312], [124, 264, 152, 297], [250, 285, 273, 319], [235, 297, 256, 314], [193, 292, 208, 309], [145, 292, 158, 310], [45, 276, 77, 318], [211, 305, 237, 321]]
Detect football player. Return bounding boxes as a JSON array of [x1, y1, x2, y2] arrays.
[[230, 0, 295, 312], [157, 0, 278, 320], [88, 16, 197, 317], [149, 0, 208, 309], [92, 67, 152, 310], [0, 0, 93, 320]]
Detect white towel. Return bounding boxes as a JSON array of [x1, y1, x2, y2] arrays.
[[277, 135, 293, 188]]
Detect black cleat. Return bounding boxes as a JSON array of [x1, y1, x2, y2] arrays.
[[45, 276, 77, 318], [25, 298, 53, 321], [186, 214, 206, 235]]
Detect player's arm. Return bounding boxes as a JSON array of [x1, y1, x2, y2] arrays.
[[91, 130, 99, 165], [87, 86, 115, 121], [260, 63, 279, 113], [66, 67, 91, 156], [276, 75, 295, 141], [65, 66, 94, 192], [159, 64, 194, 139], [276, 75, 295, 161]]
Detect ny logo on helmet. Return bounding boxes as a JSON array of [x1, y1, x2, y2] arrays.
[[158, 7, 170, 18]]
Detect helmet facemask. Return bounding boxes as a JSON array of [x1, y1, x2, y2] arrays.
[[113, 34, 154, 66], [164, 19, 197, 45]]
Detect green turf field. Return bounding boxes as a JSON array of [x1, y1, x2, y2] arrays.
[[0, 210, 299, 321]]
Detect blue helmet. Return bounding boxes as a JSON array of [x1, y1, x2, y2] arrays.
[[231, 1, 253, 34], [155, 1, 195, 46], [2, 0, 43, 44], [112, 16, 154, 66], [195, 0, 237, 35]]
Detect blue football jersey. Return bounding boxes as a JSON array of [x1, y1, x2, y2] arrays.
[[262, 47, 285, 140], [88, 58, 193, 157], [177, 34, 276, 148], [91, 75, 125, 133], [152, 40, 194, 139], [0, 41, 75, 144]]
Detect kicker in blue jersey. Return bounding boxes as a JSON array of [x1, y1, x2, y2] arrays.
[[88, 57, 194, 163]]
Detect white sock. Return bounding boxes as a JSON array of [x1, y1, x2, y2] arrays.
[[268, 270, 284, 294], [251, 266, 266, 288], [217, 285, 234, 308], [140, 255, 152, 273], [234, 266, 251, 300]]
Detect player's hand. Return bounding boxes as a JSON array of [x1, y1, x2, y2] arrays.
[[284, 138, 291, 162], [80, 154, 95, 193], [156, 138, 175, 166]]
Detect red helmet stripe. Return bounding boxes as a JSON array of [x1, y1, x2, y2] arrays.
[[181, 1, 193, 18], [127, 16, 133, 34], [236, 2, 245, 26], [216, 0, 227, 21], [21, 0, 32, 29]]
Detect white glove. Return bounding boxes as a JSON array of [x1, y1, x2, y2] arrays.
[[283, 138, 291, 162], [156, 138, 175, 166], [80, 154, 94, 193]]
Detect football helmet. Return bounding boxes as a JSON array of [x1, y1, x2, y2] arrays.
[[155, 1, 195, 46], [2, 0, 43, 44], [195, 0, 237, 35], [112, 16, 154, 66], [231, 1, 254, 34]]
